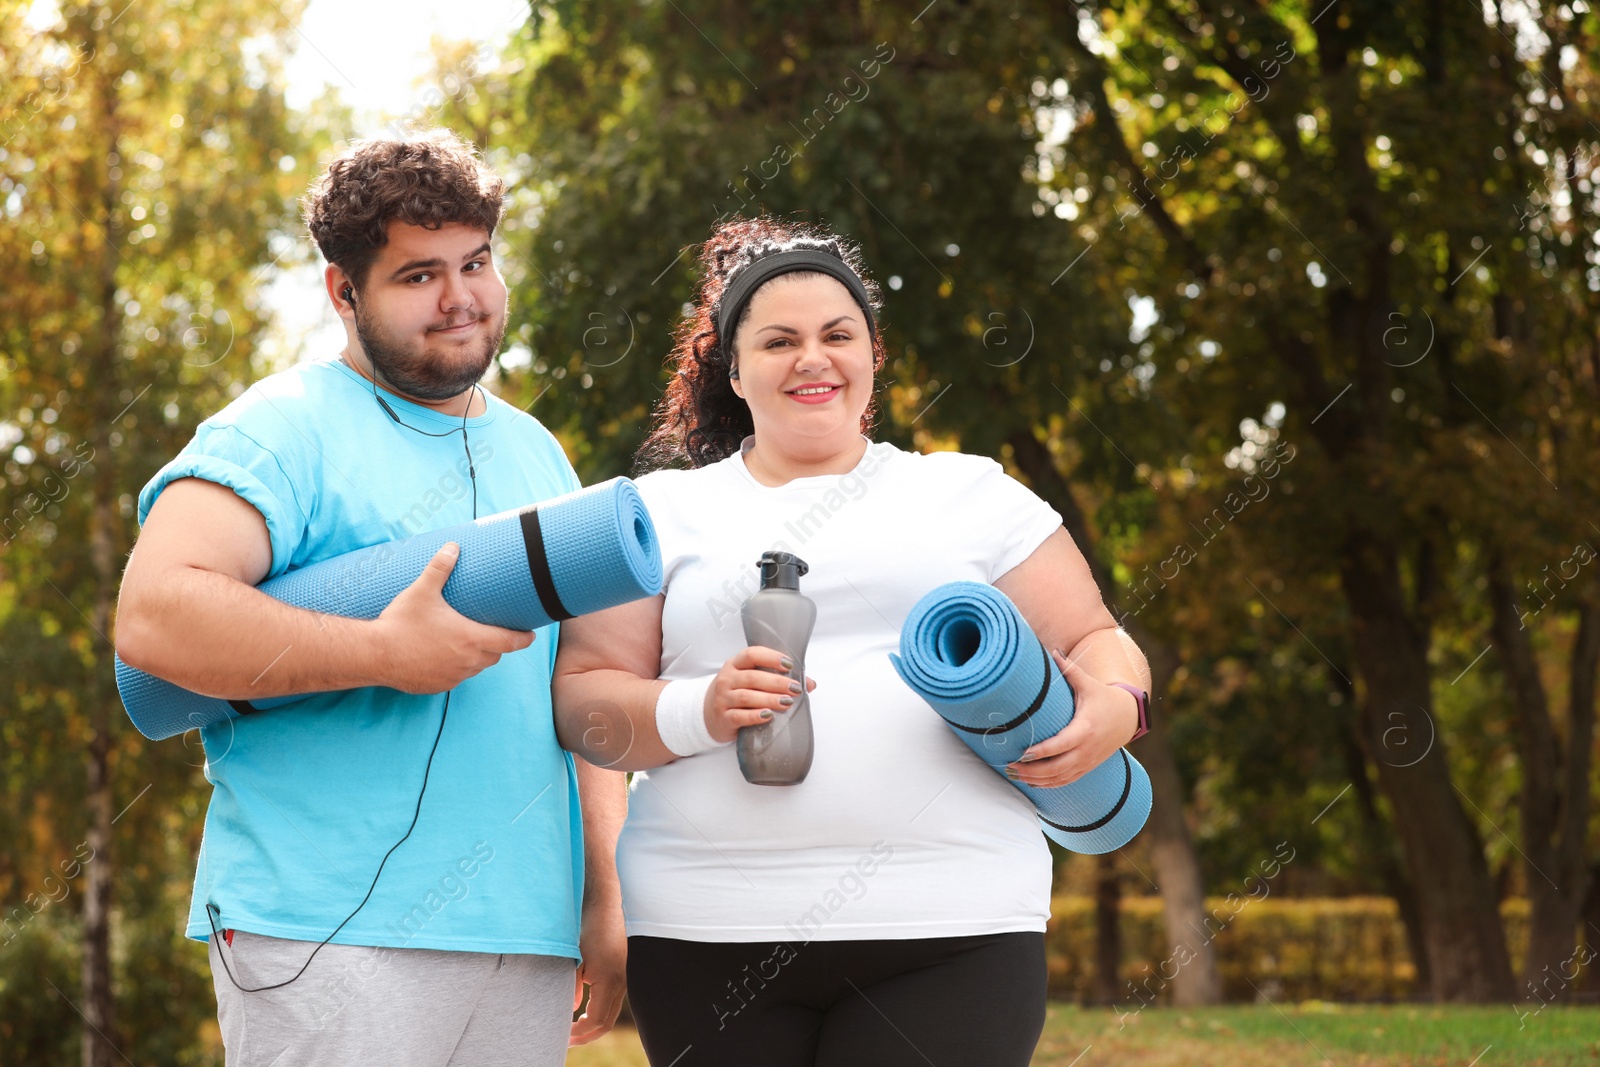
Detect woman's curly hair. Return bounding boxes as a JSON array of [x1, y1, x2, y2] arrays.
[[302, 128, 505, 290], [636, 217, 886, 472]]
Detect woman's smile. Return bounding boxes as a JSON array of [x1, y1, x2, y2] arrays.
[[786, 382, 842, 404]]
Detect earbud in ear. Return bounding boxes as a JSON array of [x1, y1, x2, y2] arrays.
[[342, 286, 355, 305]]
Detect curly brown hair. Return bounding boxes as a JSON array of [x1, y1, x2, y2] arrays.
[[302, 128, 505, 290], [636, 217, 886, 472]]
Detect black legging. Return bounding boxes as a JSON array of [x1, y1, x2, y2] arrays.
[[626, 932, 1047, 1067]]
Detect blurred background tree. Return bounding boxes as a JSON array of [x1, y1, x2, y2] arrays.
[[0, 0, 327, 1062]]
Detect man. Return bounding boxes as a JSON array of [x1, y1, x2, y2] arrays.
[[115, 129, 625, 1065]]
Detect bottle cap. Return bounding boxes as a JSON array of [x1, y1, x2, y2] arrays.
[[757, 551, 809, 591]]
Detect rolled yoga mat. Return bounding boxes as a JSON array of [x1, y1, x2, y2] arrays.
[[889, 580, 1152, 854], [116, 477, 663, 741]]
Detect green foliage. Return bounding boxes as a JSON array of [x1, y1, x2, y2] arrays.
[[1, 0, 322, 1061], [116, 910, 222, 1067], [0, 917, 78, 1067], [448, 0, 1140, 477], [0, 911, 220, 1067]]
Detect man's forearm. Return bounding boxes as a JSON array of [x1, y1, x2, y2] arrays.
[[573, 758, 627, 905], [115, 565, 391, 700]]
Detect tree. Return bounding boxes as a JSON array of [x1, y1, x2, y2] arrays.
[[1051, 0, 1599, 999], [1, 1, 317, 1060]]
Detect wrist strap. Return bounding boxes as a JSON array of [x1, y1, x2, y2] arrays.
[[655, 676, 724, 757], [1108, 682, 1150, 742]]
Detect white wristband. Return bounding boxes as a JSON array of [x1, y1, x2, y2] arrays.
[[654, 676, 724, 758]]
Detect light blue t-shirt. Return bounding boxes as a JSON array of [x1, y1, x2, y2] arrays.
[[138, 357, 584, 958]]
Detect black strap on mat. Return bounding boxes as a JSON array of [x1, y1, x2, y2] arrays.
[[947, 644, 1055, 737], [519, 508, 574, 622], [1039, 750, 1135, 835]]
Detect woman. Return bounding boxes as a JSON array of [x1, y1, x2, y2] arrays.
[[553, 217, 1150, 1066]]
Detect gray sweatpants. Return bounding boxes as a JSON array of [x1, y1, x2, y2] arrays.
[[208, 931, 575, 1067]]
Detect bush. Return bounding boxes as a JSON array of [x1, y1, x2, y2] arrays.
[[1045, 896, 1533, 1003], [0, 909, 220, 1067], [0, 915, 81, 1067]]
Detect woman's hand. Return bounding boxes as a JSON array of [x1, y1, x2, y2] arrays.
[[1005, 650, 1139, 789], [703, 646, 818, 743]]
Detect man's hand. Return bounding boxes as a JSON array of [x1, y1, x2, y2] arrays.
[[570, 896, 627, 1046], [373, 543, 535, 693], [1005, 649, 1139, 789]]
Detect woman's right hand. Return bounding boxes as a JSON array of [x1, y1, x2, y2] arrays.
[[703, 646, 818, 743]]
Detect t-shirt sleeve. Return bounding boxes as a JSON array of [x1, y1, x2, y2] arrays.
[[976, 458, 1065, 583], [514, 411, 582, 497], [136, 422, 309, 580], [553, 436, 582, 496]]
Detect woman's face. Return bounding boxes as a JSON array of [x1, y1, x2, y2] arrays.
[[730, 273, 875, 457]]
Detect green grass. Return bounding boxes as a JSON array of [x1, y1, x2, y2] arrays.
[[569, 1004, 1600, 1065], [1037, 1003, 1599, 1066]]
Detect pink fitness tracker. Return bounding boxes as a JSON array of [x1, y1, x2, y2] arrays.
[[1108, 682, 1150, 742]]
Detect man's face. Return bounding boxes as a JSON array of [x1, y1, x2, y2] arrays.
[[349, 221, 508, 401]]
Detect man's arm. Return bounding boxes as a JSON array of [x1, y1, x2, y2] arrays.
[[115, 477, 534, 700], [569, 758, 627, 1045]]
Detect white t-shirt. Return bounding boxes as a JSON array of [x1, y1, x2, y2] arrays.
[[618, 438, 1066, 942]]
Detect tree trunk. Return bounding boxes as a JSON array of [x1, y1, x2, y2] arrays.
[[1488, 559, 1598, 999], [1342, 532, 1515, 1000], [1528, 592, 1595, 996], [1341, 726, 1432, 993], [1584, 868, 1600, 999], [1094, 853, 1122, 1004], [81, 729, 116, 1067], [1130, 689, 1223, 1005], [81, 36, 122, 1067], [83, 412, 119, 1067], [1008, 429, 1222, 1004]]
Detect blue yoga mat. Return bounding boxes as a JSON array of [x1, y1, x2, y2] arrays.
[[116, 477, 663, 741], [890, 581, 1152, 854]]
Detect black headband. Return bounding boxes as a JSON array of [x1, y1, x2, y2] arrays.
[[715, 249, 877, 359]]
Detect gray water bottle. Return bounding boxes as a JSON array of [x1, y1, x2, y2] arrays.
[[737, 551, 816, 786]]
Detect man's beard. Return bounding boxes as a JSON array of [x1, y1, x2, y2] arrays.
[[353, 305, 505, 402]]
